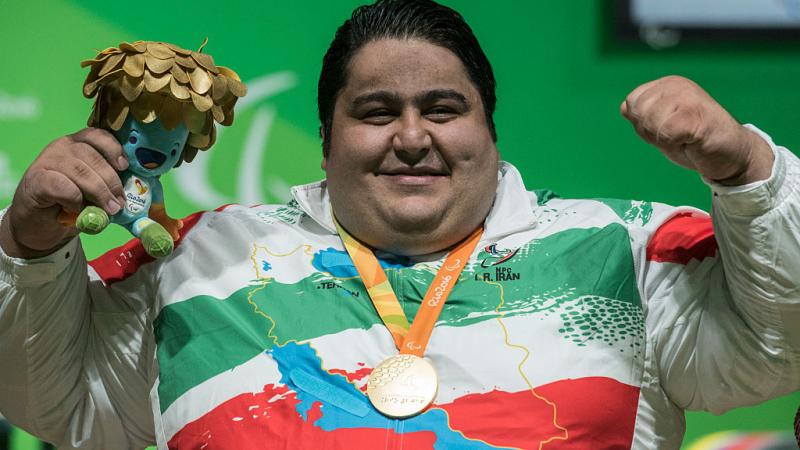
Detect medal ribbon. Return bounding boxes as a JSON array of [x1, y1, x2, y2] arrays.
[[335, 220, 482, 357]]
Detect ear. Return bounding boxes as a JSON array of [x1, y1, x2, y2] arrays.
[[320, 126, 328, 171]]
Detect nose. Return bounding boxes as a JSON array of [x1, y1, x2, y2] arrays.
[[392, 112, 432, 163]]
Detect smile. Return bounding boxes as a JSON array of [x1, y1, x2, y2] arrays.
[[135, 147, 167, 169], [379, 173, 448, 186]]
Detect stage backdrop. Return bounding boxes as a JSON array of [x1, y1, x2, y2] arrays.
[[0, 1, 798, 449]]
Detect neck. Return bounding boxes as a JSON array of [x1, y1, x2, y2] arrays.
[[333, 213, 485, 257]]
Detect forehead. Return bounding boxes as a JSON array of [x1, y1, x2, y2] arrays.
[[341, 38, 478, 100]]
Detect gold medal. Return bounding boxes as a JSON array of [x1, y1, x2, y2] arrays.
[[367, 354, 438, 418], [336, 219, 481, 419]]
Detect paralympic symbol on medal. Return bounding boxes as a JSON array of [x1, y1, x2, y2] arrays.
[[367, 354, 438, 418]]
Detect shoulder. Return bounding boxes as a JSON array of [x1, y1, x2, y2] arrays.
[[528, 190, 715, 260], [531, 191, 669, 231], [89, 201, 305, 285]]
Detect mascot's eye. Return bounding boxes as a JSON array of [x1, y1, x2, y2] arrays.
[[128, 136, 138, 145], [171, 149, 177, 156]]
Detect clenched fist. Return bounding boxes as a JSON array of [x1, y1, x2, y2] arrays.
[[0, 128, 128, 259], [621, 76, 774, 186]]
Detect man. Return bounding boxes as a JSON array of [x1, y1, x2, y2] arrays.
[[0, 0, 798, 449]]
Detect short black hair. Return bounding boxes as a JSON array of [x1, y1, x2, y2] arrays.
[[318, 0, 497, 156]]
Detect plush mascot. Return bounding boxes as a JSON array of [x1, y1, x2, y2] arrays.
[[59, 39, 246, 257]]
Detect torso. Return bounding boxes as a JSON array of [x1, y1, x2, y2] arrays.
[[142, 201, 651, 450]]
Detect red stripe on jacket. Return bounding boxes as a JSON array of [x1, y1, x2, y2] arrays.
[[646, 212, 717, 264], [88, 210, 208, 285]]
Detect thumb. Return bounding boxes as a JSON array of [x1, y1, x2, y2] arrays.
[[620, 100, 631, 120]]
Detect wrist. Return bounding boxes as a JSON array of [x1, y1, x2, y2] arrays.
[[0, 209, 71, 259], [712, 128, 775, 186]]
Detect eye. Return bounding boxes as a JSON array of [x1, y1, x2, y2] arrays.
[[362, 109, 395, 125], [425, 106, 457, 122], [128, 136, 138, 145], [171, 149, 177, 156]]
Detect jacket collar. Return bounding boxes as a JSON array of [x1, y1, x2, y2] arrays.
[[290, 161, 538, 243]]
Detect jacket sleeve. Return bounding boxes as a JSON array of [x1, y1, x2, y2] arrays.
[[636, 126, 800, 414], [0, 224, 156, 449]]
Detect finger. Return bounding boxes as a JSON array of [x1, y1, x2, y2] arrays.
[[59, 157, 123, 215], [655, 107, 703, 147], [624, 79, 660, 111], [69, 142, 126, 204], [72, 127, 128, 171], [629, 119, 656, 147], [630, 89, 676, 140], [24, 169, 84, 213], [620, 100, 630, 119]]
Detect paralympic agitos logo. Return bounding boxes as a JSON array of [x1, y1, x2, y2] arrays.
[[479, 244, 519, 268], [474, 243, 521, 282]]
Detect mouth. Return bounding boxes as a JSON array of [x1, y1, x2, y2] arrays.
[[378, 168, 449, 186], [379, 165, 450, 176], [135, 147, 167, 170]]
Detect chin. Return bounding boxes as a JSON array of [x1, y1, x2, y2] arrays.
[[384, 204, 446, 235], [390, 217, 441, 236]]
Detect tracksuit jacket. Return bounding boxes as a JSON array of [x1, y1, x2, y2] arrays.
[[0, 126, 798, 449]]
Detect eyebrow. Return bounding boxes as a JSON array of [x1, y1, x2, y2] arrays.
[[350, 89, 471, 109], [351, 91, 402, 108], [417, 89, 470, 109]]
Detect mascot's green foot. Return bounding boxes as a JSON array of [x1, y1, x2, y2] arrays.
[[140, 223, 174, 258], [76, 206, 109, 235]]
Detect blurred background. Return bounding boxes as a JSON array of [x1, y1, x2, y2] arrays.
[[0, 0, 798, 448]]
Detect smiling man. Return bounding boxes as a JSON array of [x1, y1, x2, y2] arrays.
[[0, 1, 798, 449], [324, 38, 498, 255]]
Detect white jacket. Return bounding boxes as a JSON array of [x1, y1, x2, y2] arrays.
[[0, 126, 798, 450]]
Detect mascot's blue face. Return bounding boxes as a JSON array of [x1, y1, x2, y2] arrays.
[[113, 116, 190, 177]]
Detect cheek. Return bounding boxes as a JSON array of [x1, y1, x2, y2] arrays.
[[434, 124, 495, 165], [329, 123, 392, 167]]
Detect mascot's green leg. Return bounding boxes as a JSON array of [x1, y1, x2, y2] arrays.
[[76, 206, 109, 235], [140, 222, 174, 258]]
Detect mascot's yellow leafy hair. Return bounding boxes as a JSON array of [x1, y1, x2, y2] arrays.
[[82, 39, 247, 164]]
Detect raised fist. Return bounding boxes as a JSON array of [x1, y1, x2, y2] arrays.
[[621, 75, 773, 185]]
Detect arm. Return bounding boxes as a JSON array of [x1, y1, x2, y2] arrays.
[[637, 137, 800, 412], [0, 129, 156, 448], [0, 217, 157, 448], [622, 76, 800, 412]]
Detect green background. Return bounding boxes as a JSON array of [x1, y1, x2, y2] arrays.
[[0, 0, 797, 448]]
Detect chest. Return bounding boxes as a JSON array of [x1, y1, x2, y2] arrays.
[[154, 223, 646, 449]]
